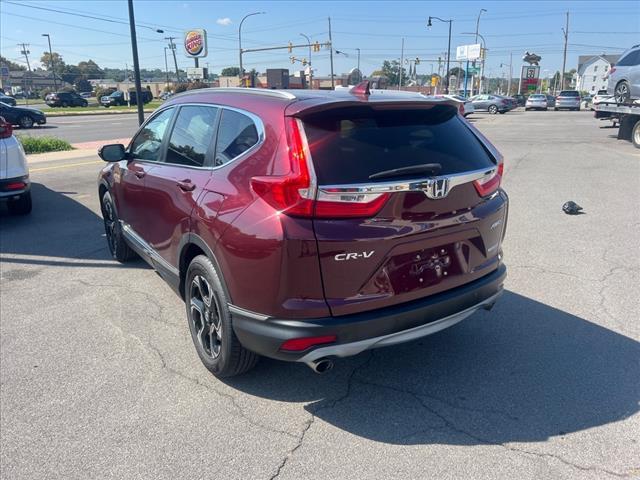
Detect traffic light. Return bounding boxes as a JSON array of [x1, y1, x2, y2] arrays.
[[288, 42, 293, 53], [302, 58, 308, 66], [313, 41, 321, 52], [290, 56, 295, 64]]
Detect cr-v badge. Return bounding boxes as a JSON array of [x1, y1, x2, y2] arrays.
[[335, 251, 375, 261]]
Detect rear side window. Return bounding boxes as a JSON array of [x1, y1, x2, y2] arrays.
[[617, 50, 640, 66], [302, 105, 496, 185], [166, 105, 218, 167], [214, 109, 259, 167]]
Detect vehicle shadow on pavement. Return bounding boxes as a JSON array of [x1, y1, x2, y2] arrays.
[[0, 182, 147, 270], [227, 291, 639, 445]]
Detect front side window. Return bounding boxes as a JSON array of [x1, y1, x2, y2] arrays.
[[214, 109, 260, 167], [129, 108, 174, 161], [166, 105, 219, 167]]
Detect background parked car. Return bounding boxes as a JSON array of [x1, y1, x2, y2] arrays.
[[606, 44, 640, 103], [45, 91, 88, 108], [436, 94, 475, 116], [0, 94, 17, 107], [101, 90, 153, 107], [554, 90, 581, 111], [0, 102, 46, 128], [469, 94, 511, 114], [525, 94, 548, 110], [513, 94, 527, 106], [80, 92, 93, 99], [0, 116, 32, 214], [546, 95, 556, 108]]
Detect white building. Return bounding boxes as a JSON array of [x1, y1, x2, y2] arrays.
[[575, 54, 620, 93]]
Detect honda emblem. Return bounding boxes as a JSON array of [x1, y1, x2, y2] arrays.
[[424, 178, 450, 199]]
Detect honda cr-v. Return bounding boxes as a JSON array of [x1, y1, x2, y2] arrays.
[[97, 83, 508, 377]]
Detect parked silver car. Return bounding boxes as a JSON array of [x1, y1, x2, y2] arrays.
[[554, 90, 581, 111], [607, 44, 640, 104], [525, 94, 548, 110]]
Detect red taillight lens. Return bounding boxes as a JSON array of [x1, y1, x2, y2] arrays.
[[6, 181, 26, 191], [0, 118, 12, 139], [280, 335, 337, 352], [473, 162, 503, 197], [250, 117, 315, 217], [251, 117, 390, 219]]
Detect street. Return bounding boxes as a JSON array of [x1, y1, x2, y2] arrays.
[[16, 113, 139, 144], [1, 110, 639, 479]]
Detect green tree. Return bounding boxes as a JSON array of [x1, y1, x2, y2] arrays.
[[77, 60, 103, 79], [0, 55, 26, 71], [74, 78, 92, 92], [379, 60, 407, 86], [221, 66, 240, 77], [40, 51, 65, 74]]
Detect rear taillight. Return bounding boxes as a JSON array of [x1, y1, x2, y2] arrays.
[[0, 117, 12, 138], [473, 162, 504, 197], [458, 103, 465, 115], [6, 181, 27, 191], [251, 117, 389, 219], [280, 335, 337, 352]]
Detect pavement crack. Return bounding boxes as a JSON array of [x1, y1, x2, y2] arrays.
[[268, 352, 374, 480]]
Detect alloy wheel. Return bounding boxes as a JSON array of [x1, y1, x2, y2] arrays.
[[189, 275, 222, 359], [615, 83, 630, 104], [102, 199, 117, 255], [20, 116, 33, 128]]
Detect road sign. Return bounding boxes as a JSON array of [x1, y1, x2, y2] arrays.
[[520, 65, 540, 94], [186, 67, 205, 80], [456, 44, 482, 61], [184, 29, 207, 58]]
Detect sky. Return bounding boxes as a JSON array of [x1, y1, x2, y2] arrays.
[[1, 0, 639, 79]]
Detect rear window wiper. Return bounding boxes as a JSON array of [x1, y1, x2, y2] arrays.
[[369, 163, 442, 180]]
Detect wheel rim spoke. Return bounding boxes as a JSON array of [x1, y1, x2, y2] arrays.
[[190, 275, 222, 359]]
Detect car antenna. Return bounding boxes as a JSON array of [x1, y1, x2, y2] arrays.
[[349, 80, 371, 97]]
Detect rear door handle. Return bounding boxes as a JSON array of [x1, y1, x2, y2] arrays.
[[134, 171, 145, 179], [177, 179, 196, 192]]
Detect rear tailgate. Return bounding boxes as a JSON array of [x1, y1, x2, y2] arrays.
[[297, 102, 507, 316]]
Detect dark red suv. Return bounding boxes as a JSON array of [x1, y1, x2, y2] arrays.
[[97, 85, 508, 377]]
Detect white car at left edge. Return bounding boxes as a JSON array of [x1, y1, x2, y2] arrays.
[[0, 116, 32, 215]]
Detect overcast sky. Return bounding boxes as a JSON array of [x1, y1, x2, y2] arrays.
[[1, 0, 638, 78]]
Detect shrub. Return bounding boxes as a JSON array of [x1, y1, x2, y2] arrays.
[[174, 83, 188, 94], [187, 81, 208, 91], [16, 136, 74, 154]]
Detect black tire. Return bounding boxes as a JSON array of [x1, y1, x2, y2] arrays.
[[498, 110, 506, 114], [8, 191, 32, 215], [488, 104, 498, 114], [19, 115, 34, 128], [185, 255, 259, 378], [554, 107, 558, 111], [82, 100, 88, 107], [100, 190, 136, 263], [632, 120, 640, 149], [614, 80, 631, 104], [61, 101, 69, 108]]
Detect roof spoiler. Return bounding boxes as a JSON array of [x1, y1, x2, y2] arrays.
[[349, 80, 371, 97]]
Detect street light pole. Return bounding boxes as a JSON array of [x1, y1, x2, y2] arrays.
[[473, 9, 487, 95], [427, 16, 452, 94], [41, 34, 57, 90], [239, 12, 265, 86], [300, 33, 312, 89], [127, 0, 145, 126], [356, 48, 361, 72]]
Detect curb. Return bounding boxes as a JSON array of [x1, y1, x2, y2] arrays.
[[46, 109, 157, 118], [26, 149, 98, 164]]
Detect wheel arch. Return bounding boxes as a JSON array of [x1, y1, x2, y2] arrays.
[[177, 233, 232, 302]]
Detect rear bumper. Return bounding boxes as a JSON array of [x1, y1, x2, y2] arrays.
[[231, 264, 506, 364], [0, 175, 30, 199]]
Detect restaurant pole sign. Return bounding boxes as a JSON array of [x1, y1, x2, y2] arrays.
[[184, 29, 207, 58]]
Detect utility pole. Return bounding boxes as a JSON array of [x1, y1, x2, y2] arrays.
[[328, 17, 335, 89], [127, 0, 144, 126], [398, 37, 405, 90], [41, 34, 57, 90], [18, 43, 31, 104], [561, 11, 569, 91], [165, 37, 180, 83], [164, 47, 170, 85], [356, 48, 361, 72], [507, 52, 512, 96]]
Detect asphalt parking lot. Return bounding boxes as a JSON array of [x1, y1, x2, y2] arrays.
[[1, 110, 638, 479]]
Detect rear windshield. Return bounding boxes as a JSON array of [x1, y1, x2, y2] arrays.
[[529, 95, 545, 99], [559, 91, 579, 96], [302, 105, 496, 185]]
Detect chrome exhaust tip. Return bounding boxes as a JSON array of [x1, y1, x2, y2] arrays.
[[308, 358, 334, 374]]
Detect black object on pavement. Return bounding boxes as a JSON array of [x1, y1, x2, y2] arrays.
[[562, 201, 584, 215]]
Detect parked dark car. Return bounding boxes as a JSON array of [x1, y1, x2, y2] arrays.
[[513, 94, 526, 106], [469, 94, 511, 114], [0, 94, 17, 107], [45, 91, 88, 108], [101, 90, 152, 107], [97, 86, 508, 377], [0, 102, 46, 128]]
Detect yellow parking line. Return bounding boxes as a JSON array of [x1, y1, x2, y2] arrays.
[[31, 160, 102, 172]]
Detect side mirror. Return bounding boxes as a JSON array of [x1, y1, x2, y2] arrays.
[[99, 143, 127, 162]]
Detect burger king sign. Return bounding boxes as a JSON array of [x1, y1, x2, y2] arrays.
[[184, 29, 207, 58]]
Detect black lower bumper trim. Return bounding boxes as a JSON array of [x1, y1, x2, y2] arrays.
[[232, 264, 506, 362]]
